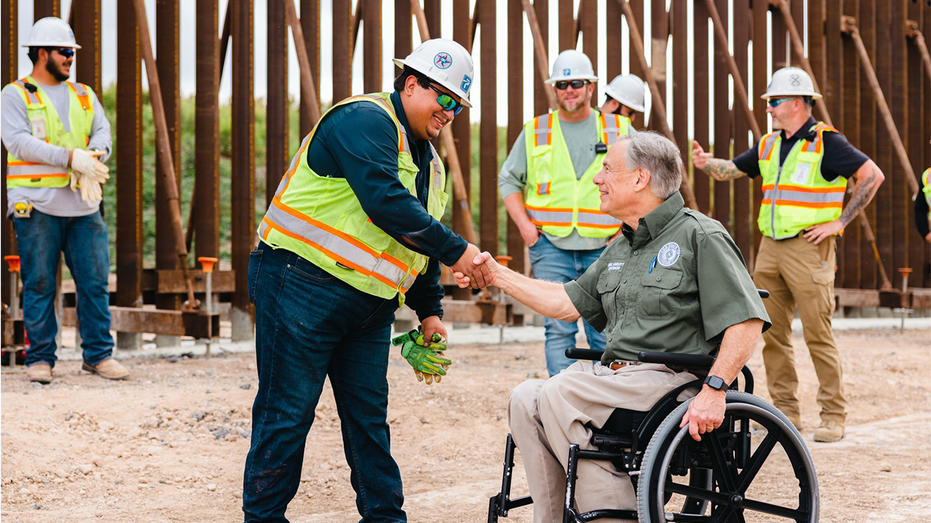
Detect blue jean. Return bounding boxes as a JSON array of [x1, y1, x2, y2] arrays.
[[528, 236, 606, 376], [11, 209, 113, 367], [242, 242, 405, 523]]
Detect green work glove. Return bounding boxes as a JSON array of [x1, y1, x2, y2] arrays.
[[391, 327, 451, 385]]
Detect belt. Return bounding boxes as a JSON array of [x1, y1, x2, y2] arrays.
[[608, 360, 640, 370]]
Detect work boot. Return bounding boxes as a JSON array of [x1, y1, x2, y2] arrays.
[[82, 359, 130, 380], [26, 362, 53, 384], [814, 420, 845, 442]]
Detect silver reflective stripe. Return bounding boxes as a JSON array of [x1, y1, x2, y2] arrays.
[[762, 188, 844, 205], [264, 202, 410, 288], [14, 80, 40, 105], [7, 163, 68, 177], [257, 219, 269, 239], [577, 212, 622, 226], [760, 134, 778, 161], [526, 208, 573, 224], [533, 116, 551, 147], [602, 116, 621, 146]]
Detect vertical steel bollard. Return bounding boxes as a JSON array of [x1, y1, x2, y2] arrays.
[[4, 256, 22, 368], [198, 257, 218, 358]]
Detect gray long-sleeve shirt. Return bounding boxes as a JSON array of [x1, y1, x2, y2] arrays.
[[2, 79, 112, 217]]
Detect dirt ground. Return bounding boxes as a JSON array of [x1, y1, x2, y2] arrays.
[[1, 327, 930, 522]]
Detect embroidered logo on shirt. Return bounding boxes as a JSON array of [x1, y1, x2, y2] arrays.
[[657, 242, 681, 267], [607, 262, 624, 271]]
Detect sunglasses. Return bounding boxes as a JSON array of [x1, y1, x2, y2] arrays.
[[768, 97, 795, 108], [554, 80, 589, 90], [426, 83, 464, 116], [53, 48, 75, 58]]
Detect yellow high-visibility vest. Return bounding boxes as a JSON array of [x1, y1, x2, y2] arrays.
[[922, 168, 931, 220], [757, 122, 847, 239], [257, 93, 448, 305], [522, 111, 627, 238], [6, 76, 95, 188]]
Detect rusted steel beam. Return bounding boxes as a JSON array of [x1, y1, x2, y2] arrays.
[[333, 0, 351, 101], [62, 307, 219, 338], [520, 0, 557, 111], [284, 0, 322, 125], [581, 0, 597, 100], [559, 0, 574, 50], [470, 1, 479, 51], [267, 0, 289, 207], [615, 0, 698, 211], [507, 0, 525, 274], [219, 2, 231, 79], [424, 0, 440, 39], [842, 16, 919, 196], [116, 0, 144, 310], [131, 0, 198, 307], [648, 0, 666, 129], [750, 0, 768, 267], [906, 22, 931, 85], [350, 1, 362, 62], [606, 0, 622, 81], [300, 0, 321, 137], [72, 0, 102, 94], [480, 0, 498, 256], [395, 0, 412, 64], [397, 299, 513, 325], [769, 0, 833, 128], [156, 0, 182, 316], [155, 270, 237, 294], [890, 2, 909, 288], [732, 0, 753, 264], [192, 0, 220, 261], [702, 0, 762, 140], [451, 0, 472, 280], [230, 0, 255, 319], [906, 6, 928, 288], [532, 0, 549, 116], [711, 0, 730, 228], [692, 0, 710, 212], [1, 0, 18, 306], [627, 0, 644, 80], [363, 0, 381, 93], [34, 0, 60, 19]]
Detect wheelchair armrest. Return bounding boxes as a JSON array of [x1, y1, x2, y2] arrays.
[[637, 351, 715, 370], [565, 348, 605, 361]]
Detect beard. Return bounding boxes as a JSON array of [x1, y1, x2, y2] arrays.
[[46, 59, 70, 82]]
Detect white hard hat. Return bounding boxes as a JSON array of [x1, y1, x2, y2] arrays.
[[22, 17, 81, 49], [393, 38, 473, 108], [546, 49, 598, 84], [604, 74, 646, 112], [761, 66, 821, 99]]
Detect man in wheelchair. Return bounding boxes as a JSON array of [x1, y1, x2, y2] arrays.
[[456, 132, 773, 521]]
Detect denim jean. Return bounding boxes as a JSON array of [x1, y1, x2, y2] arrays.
[[243, 241, 405, 523], [528, 236, 606, 376], [11, 209, 113, 367]]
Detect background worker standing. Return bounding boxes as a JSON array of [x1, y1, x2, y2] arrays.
[[916, 165, 930, 244], [692, 66, 885, 443], [1, 17, 127, 384], [498, 49, 627, 377], [242, 38, 488, 522], [600, 73, 646, 127]]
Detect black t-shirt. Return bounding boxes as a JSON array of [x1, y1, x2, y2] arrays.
[[917, 174, 930, 237], [732, 117, 869, 182]]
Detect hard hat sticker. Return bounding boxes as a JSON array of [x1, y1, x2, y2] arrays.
[[563, 68, 571, 76], [460, 75, 472, 93], [657, 242, 681, 267], [434, 52, 452, 69]]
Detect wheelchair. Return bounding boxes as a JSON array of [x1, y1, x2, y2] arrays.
[[487, 348, 819, 522]]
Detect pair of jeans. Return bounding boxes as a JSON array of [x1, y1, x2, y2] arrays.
[[11, 209, 113, 368], [242, 242, 405, 523], [528, 235, 606, 377]]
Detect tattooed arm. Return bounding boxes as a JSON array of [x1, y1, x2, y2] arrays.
[[692, 140, 748, 181], [802, 159, 885, 244]]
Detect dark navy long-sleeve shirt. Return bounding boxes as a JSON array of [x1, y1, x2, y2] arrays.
[[305, 90, 468, 320]]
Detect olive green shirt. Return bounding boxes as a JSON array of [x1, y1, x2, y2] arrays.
[[565, 192, 770, 363]]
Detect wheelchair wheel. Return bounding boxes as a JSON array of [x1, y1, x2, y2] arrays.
[[637, 391, 818, 523]]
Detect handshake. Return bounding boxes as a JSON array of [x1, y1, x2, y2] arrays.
[[70, 148, 109, 202], [448, 244, 500, 289]]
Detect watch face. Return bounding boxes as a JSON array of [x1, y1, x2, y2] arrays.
[[705, 375, 726, 391]]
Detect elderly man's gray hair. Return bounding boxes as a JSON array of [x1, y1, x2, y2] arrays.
[[620, 131, 683, 199]]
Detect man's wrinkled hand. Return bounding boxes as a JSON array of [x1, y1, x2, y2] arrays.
[[451, 243, 490, 289], [802, 220, 843, 245], [454, 252, 499, 289]]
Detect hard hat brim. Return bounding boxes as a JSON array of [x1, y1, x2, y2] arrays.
[[544, 75, 599, 85], [760, 91, 822, 100], [22, 42, 82, 49]]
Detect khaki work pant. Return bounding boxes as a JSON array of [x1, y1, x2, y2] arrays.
[[508, 361, 698, 523], [753, 235, 847, 423]]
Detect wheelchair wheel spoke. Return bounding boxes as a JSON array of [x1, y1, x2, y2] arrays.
[[735, 425, 780, 492], [664, 479, 728, 505], [743, 497, 809, 520], [704, 432, 738, 493]]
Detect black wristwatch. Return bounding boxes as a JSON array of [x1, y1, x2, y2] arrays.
[[703, 375, 728, 391]]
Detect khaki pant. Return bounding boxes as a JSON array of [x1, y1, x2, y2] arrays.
[[753, 236, 846, 423], [508, 361, 698, 523]]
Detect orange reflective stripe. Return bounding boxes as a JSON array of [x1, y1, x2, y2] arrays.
[[7, 161, 43, 166]]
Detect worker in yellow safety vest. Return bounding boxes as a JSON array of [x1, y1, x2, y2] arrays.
[[692, 66, 885, 443], [915, 164, 930, 244], [600, 73, 646, 129], [1, 17, 128, 384], [242, 38, 489, 522], [499, 49, 629, 376]]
